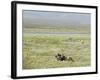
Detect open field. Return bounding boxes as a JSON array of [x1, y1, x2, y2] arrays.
[[22, 11, 91, 69], [22, 34, 91, 69], [23, 26, 90, 34]]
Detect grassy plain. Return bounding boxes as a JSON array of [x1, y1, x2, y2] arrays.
[[22, 33, 91, 69]]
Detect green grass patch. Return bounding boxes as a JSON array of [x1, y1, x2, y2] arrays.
[[22, 34, 91, 69]]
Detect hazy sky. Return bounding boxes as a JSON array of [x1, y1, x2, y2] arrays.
[[23, 10, 91, 27]]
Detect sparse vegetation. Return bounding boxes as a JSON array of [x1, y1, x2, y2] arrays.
[[22, 33, 91, 69], [22, 11, 91, 69]]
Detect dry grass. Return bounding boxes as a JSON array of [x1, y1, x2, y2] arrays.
[[22, 34, 91, 69]]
